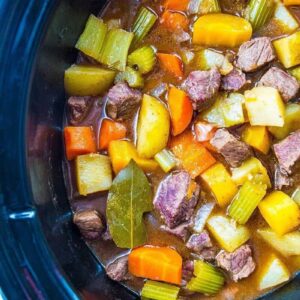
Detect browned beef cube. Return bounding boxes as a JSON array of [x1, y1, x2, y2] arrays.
[[221, 68, 247, 91], [186, 231, 213, 253], [153, 171, 200, 228], [182, 68, 221, 111], [258, 67, 299, 102], [106, 255, 130, 281], [236, 37, 275, 72], [273, 130, 300, 174], [106, 83, 142, 120], [216, 245, 256, 282], [210, 129, 252, 167], [68, 96, 93, 125], [181, 260, 194, 286], [160, 221, 191, 241], [274, 164, 292, 190]]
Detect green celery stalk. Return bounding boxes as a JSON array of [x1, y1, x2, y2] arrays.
[[291, 187, 300, 207], [75, 15, 107, 61], [99, 28, 134, 71], [141, 280, 180, 300], [132, 7, 158, 48], [115, 66, 144, 88], [128, 46, 156, 74], [246, 0, 276, 31], [154, 149, 177, 173], [228, 181, 267, 225], [187, 260, 224, 295], [222, 93, 245, 127], [188, 0, 221, 15]]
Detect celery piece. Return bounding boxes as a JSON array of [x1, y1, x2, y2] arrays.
[[115, 66, 144, 88], [132, 7, 158, 48], [128, 46, 156, 74], [231, 157, 271, 188], [154, 149, 177, 173], [291, 187, 300, 206], [222, 93, 245, 127], [228, 181, 267, 224], [75, 15, 107, 61], [195, 49, 233, 75], [290, 67, 300, 82], [188, 0, 221, 15], [187, 260, 225, 295], [141, 280, 180, 300], [245, 0, 276, 31], [99, 29, 134, 71], [268, 103, 300, 140], [274, 1, 299, 34]]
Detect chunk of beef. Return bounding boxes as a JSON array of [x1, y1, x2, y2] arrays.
[[153, 171, 200, 228], [221, 68, 247, 91], [274, 164, 292, 190], [101, 225, 112, 241], [68, 96, 93, 125], [198, 247, 218, 261], [216, 245, 256, 282], [106, 83, 142, 120], [182, 68, 221, 111], [186, 231, 213, 253], [273, 130, 300, 174], [259, 67, 299, 102], [182, 260, 194, 286], [160, 221, 191, 241], [210, 129, 252, 167], [73, 210, 104, 240], [236, 37, 275, 72], [106, 255, 130, 281]]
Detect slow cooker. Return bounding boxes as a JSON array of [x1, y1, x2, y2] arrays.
[[0, 0, 299, 299]]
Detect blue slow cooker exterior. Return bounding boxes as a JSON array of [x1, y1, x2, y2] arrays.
[[0, 0, 299, 299]]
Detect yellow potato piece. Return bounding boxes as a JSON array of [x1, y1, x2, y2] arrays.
[[258, 191, 300, 235], [193, 13, 252, 48], [273, 31, 300, 68], [242, 125, 270, 154], [76, 154, 112, 196], [137, 95, 170, 159], [283, 0, 300, 5], [64, 65, 116, 96], [244, 87, 285, 127], [207, 214, 251, 252], [201, 163, 238, 207]]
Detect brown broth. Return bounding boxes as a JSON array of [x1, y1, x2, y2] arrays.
[[64, 1, 300, 299]]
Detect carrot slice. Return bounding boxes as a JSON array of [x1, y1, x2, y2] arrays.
[[194, 121, 217, 142], [64, 126, 96, 160], [168, 87, 193, 136], [157, 53, 184, 79], [99, 119, 127, 150], [164, 0, 190, 11], [161, 11, 189, 31], [128, 246, 182, 285], [170, 131, 216, 178]]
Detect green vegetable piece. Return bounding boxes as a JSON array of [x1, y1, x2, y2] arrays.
[[128, 46, 156, 74], [99, 28, 134, 71], [75, 15, 107, 61], [222, 93, 245, 127], [290, 67, 300, 82], [132, 7, 158, 48], [141, 280, 180, 300], [187, 260, 225, 295], [115, 66, 144, 88], [245, 0, 276, 31], [154, 149, 177, 173], [291, 187, 300, 207], [228, 181, 267, 225], [107, 160, 153, 248], [188, 0, 221, 15], [268, 103, 300, 140]]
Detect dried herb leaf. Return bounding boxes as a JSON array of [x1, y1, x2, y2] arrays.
[[106, 160, 153, 248]]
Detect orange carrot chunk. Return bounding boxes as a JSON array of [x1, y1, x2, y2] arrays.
[[164, 0, 190, 11], [128, 246, 182, 285], [64, 126, 96, 160], [157, 53, 184, 79], [168, 87, 193, 136], [170, 131, 216, 178], [99, 119, 127, 150], [194, 121, 217, 142], [161, 11, 189, 31]]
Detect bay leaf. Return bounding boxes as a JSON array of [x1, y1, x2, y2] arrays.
[[106, 160, 153, 248]]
